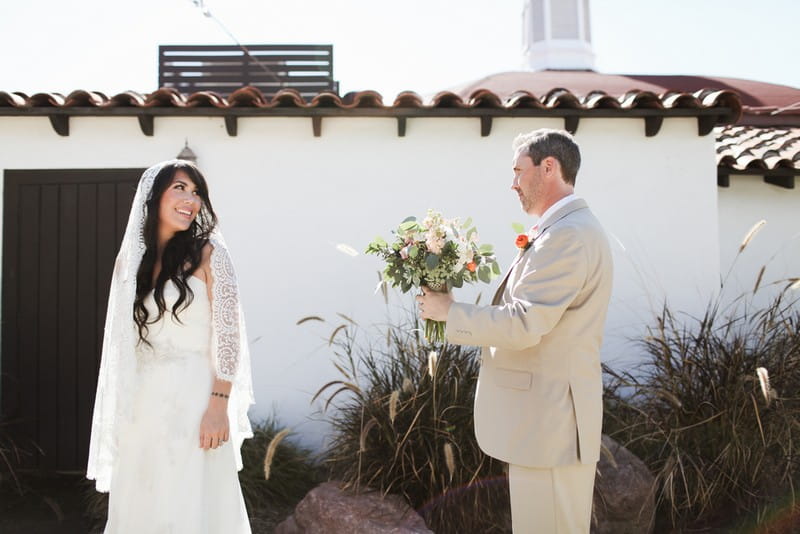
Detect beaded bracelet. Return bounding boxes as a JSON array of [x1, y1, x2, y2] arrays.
[[211, 391, 230, 399]]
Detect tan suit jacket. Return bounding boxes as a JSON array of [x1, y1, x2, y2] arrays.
[[447, 198, 612, 468]]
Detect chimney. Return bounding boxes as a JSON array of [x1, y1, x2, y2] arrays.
[[522, 0, 595, 71]]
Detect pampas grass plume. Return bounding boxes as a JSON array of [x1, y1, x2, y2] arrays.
[[444, 443, 455, 481], [428, 351, 439, 379], [740, 220, 766, 252], [756, 367, 772, 406], [402, 376, 414, 394], [389, 389, 400, 423], [264, 428, 290, 480]]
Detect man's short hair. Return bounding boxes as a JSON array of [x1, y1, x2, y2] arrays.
[[512, 129, 581, 186]]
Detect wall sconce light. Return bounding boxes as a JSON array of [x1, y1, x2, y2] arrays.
[[176, 139, 198, 163]]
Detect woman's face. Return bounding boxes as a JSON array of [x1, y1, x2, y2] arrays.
[[158, 169, 202, 238]]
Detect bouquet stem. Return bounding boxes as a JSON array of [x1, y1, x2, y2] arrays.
[[423, 281, 447, 344], [424, 319, 446, 344]]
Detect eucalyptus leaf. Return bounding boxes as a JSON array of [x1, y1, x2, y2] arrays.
[[409, 245, 419, 258], [401, 216, 417, 223], [452, 273, 464, 288], [478, 265, 491, 283], [463, 217, 473, 229], [398, 220, 418, 233], [511, 222, 525, 234], [425, 253, 440, 270], [491, 261, 501, 275], [479, 243, 494, 254]]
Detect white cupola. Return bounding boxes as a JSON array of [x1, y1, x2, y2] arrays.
[[522, 0, 595, 71]]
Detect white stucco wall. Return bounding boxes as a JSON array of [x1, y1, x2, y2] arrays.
[[0, 114, 722, 449], [718, 174, 800, 308]]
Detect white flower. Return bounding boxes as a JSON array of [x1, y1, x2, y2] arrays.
[[426, 235, 444, 254], [455, 237, 473, 268]]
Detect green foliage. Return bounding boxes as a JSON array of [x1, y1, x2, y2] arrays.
[[238, 418, 321, 512], [604, 285, 800, 530], [312, 308, 510, 533]]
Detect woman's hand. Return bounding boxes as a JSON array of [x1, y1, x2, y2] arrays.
[[199, 397, 230, 450]]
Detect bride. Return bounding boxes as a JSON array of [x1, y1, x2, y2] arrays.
[[87, 160, 255, 533]]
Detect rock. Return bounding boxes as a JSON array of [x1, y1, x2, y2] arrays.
[[274, 514, 301, 534], [275, 481, 433, 534], [592, 434, 656, 534]]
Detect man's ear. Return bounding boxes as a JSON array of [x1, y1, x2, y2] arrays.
[[542, 156, 557, 176]]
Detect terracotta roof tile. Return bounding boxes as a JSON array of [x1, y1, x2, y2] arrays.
[[186, 91, 228, 108], [429, 91, 468, 108], [392, 91, 424, 107], [340, 90, 383, 108], [716, 125, 800, 171], [504, 91, 546, 109], [107, 91, 148, 107], [266, 89, 304, 108], [0, 91, 28, 107], [583, 91, 621, 109], [308, 91, 344, 108], [28, 92, 65, 107], [466, 89, 503, 108], [144, 88, 187, 107], [227, 86, 269, 107]]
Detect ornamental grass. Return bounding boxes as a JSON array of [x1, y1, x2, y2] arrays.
[[308, 304, 510, 533], [604, 243, 800, 530]]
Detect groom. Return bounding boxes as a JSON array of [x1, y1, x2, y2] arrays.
[[417, 129, 613, 533]]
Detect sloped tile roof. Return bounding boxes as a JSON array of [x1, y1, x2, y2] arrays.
[[716, 125, 800, 172], [449, 71, 799, 125], [0, 86, 741, 119]]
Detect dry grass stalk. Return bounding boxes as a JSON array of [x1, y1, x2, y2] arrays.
[[739, 220, 766, 252], [359, 417, 377, 452], [753, 265, 766, 293], [295, 315, 324, 325], [263, 428, 290, 480], [388, 390, 400, 423]]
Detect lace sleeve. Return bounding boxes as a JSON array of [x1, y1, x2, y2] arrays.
[[209, 239, 242, 381]]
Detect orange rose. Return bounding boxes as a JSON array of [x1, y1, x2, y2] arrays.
[[466, 261, 477, 272], [515, 234, 529, 249]]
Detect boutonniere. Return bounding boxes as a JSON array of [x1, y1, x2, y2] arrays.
[[515, 234, 530, 249]]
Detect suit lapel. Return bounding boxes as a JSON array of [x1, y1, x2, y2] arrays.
[[490, 199, 589, 306], [491, 247, 529, 305]]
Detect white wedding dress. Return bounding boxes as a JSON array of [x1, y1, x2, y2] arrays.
[[104, 276, 251, 534]]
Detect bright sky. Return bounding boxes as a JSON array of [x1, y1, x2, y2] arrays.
[[1, 0, 797, 99]]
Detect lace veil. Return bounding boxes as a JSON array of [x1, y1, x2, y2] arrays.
[[87, 160, 254, 492]]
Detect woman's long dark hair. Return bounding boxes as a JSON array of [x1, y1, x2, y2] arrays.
[[133, 161, 217, 344]]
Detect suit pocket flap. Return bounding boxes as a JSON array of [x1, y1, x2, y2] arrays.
[[494, 368, 532, 391]]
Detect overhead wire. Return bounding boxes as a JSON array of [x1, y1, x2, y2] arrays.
[[189, 0, 282, 85]]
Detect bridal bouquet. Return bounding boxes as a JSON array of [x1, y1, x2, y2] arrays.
[[366, 209, 501, 343]]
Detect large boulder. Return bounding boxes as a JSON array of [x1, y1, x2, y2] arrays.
[[275, 481, 432, 534], [592, 434, 656, 534]]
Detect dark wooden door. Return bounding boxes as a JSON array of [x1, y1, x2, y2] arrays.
[[1, 169, 142, 472]]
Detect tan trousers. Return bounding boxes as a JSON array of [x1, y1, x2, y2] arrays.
[[508, 462, 596, 534]]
